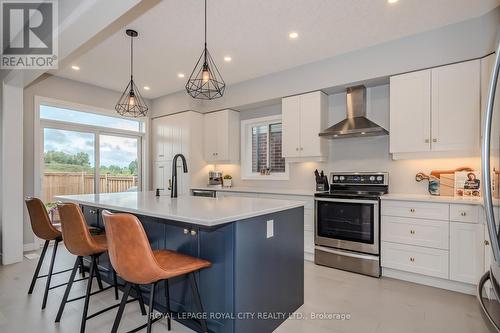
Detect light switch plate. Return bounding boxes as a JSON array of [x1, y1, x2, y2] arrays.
[[267, 220, 274, 238]]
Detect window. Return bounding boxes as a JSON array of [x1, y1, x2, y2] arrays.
[[36, 98, 145, 202], [242, 115, 288, 180]]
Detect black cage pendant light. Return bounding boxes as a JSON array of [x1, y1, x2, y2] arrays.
[[115, 29, 148, 117], [185, 0, 225, 100]]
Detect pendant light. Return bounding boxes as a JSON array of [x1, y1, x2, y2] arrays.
[[115, 29, 148, 117], [185, 0, 225, 100]]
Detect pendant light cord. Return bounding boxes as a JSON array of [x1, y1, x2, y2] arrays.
[[130, 34, 134, 80], [204, 0, 207, 64]]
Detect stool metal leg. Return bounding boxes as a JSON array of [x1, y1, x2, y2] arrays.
[[94, 264, 104, 291], [80, 255, 96, 333], [112, 270, 119, 300], [28, 240, 49, 294], [165, 279, 171, 331], [42, 239, 59, 309], [111, 282, 132, 333], [147, 282, 157, 333], [79, 256, 86, 278], [134, 284, 147, 315], [55, 256, 80, 322], [189, 273, 208, 333]]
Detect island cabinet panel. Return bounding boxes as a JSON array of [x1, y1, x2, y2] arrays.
[[234, 207, 304, 333], [198, 224, 235, 333]]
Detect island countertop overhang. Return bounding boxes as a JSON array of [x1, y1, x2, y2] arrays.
[[55, 191, 305, 227]]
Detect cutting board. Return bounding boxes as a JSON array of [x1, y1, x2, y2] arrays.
[[430, 167, 473, 197]]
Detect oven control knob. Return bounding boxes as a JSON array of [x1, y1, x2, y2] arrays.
[[339, 176, 345, 181], [333, 176, 338, 181], [369, 176, 375, 181], [377, 176, 383, 181]]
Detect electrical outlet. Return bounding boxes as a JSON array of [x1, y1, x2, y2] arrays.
[[266, 220, 274, 238]]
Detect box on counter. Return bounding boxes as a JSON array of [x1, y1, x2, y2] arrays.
[[454, 171, 481, 197]]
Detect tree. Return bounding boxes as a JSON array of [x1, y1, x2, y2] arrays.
[[128, 160, 138, 175]]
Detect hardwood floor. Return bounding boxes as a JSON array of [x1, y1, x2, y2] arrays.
[[0, 245, 490, 332]]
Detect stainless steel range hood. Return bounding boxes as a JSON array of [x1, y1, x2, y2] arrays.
[[319, 85, 388, 139]]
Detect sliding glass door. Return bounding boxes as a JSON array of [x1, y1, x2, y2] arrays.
[[42, 128, 96, 202], [99, 134, 140, 193], [39, 102, 145, 203]]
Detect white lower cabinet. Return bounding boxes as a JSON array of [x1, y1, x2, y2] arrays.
[[382, 242, 449, 279], [449, 222, 484, 284], [381, 199, 486, 293]]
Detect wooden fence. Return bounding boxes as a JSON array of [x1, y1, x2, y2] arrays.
[[43, 172, 138, 202]]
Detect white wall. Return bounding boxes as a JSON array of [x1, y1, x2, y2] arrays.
[[23, 75, 150, 247], [204, 85, 480, 194], [152, 7, 500, 117]]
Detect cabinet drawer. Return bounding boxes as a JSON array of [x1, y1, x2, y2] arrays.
[[381, 216, 449, 250], [450, 204, 479, 223], [381, 242, 449, 279], [381, 200, 449, 220]]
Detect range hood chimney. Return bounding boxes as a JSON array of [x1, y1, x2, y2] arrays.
[[319, 85, 388, 139]]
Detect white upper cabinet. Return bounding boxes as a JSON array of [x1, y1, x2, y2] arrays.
[[481, 54, 500, 149], [390, 70, 431, 153], [203, 109, 240, 163], [431, 60, 480, 151], [282, 91, 328, 160], [389, 59, 480, 157]]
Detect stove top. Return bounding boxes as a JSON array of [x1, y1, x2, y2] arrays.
[[315, 172, 389, 199]]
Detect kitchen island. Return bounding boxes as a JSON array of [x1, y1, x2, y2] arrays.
[[55, 191, 305, 333]]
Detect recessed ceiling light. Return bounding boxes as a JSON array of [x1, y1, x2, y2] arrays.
[[71, 65, 80, 70], [144, 86, 150, 91], [224, 56, 232, 62], [387, 0, 399, 4], [288, 32, 299, 39], [177, 73, 185, 78]]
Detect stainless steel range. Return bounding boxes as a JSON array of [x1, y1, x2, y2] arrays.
[[314, 172, 388, 277]]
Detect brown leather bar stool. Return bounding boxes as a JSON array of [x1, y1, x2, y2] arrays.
[[55, 203, 146, 333], [25, 197, 82, 309], [102, 210, 212, 333]]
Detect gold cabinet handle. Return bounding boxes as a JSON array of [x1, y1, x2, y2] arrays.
[[410, 230, 416, 235], [190, 229, 197, 236], [485, 240, 490, 246], [183, 228, 189, 235], [460, 212, 467, 216], [410, 208, 415, 213], [409, 257, 415, 262], [432, 138, 437, 143]]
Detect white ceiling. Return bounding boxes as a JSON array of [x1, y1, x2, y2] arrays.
[[52, 0, 499, 99]]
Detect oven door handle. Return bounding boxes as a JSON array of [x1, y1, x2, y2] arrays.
[[315, 246, 379, 261], [315, 197, 379, 205]]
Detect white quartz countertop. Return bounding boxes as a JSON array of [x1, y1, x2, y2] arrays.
[[191, 186, 315, 197], [55, 191, 305, 227], [381, 193, 483, 205]]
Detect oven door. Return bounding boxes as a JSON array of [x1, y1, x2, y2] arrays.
[[315, 197, 379, 255]]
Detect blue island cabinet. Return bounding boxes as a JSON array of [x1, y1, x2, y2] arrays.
[[79, 205, 304, 333]]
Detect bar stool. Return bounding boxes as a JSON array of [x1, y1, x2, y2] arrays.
[[25, 197, 79, 309], [102, 210, 212, 333], [55, 203, 146, 333]]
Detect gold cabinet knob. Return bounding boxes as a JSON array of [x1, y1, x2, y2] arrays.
[[410, 208, 415, 213], [410, 230, 415, 235], [183, 228, 189, 235], [190, 229, 197, 236], [425, 139, 429, 143], [485, 240, 490, 246], [409, 257, 415, 262], [432, 138, 437, 143], [296, 147, 299, 151], [460, 212, 466, 216]]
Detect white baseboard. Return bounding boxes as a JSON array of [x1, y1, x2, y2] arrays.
[[304, 251, 314, 262], [382, 267, 476, 295], [23, 242, 39, 252]]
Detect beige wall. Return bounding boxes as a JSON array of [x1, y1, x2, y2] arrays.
[[23, 75, 150, 246]]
